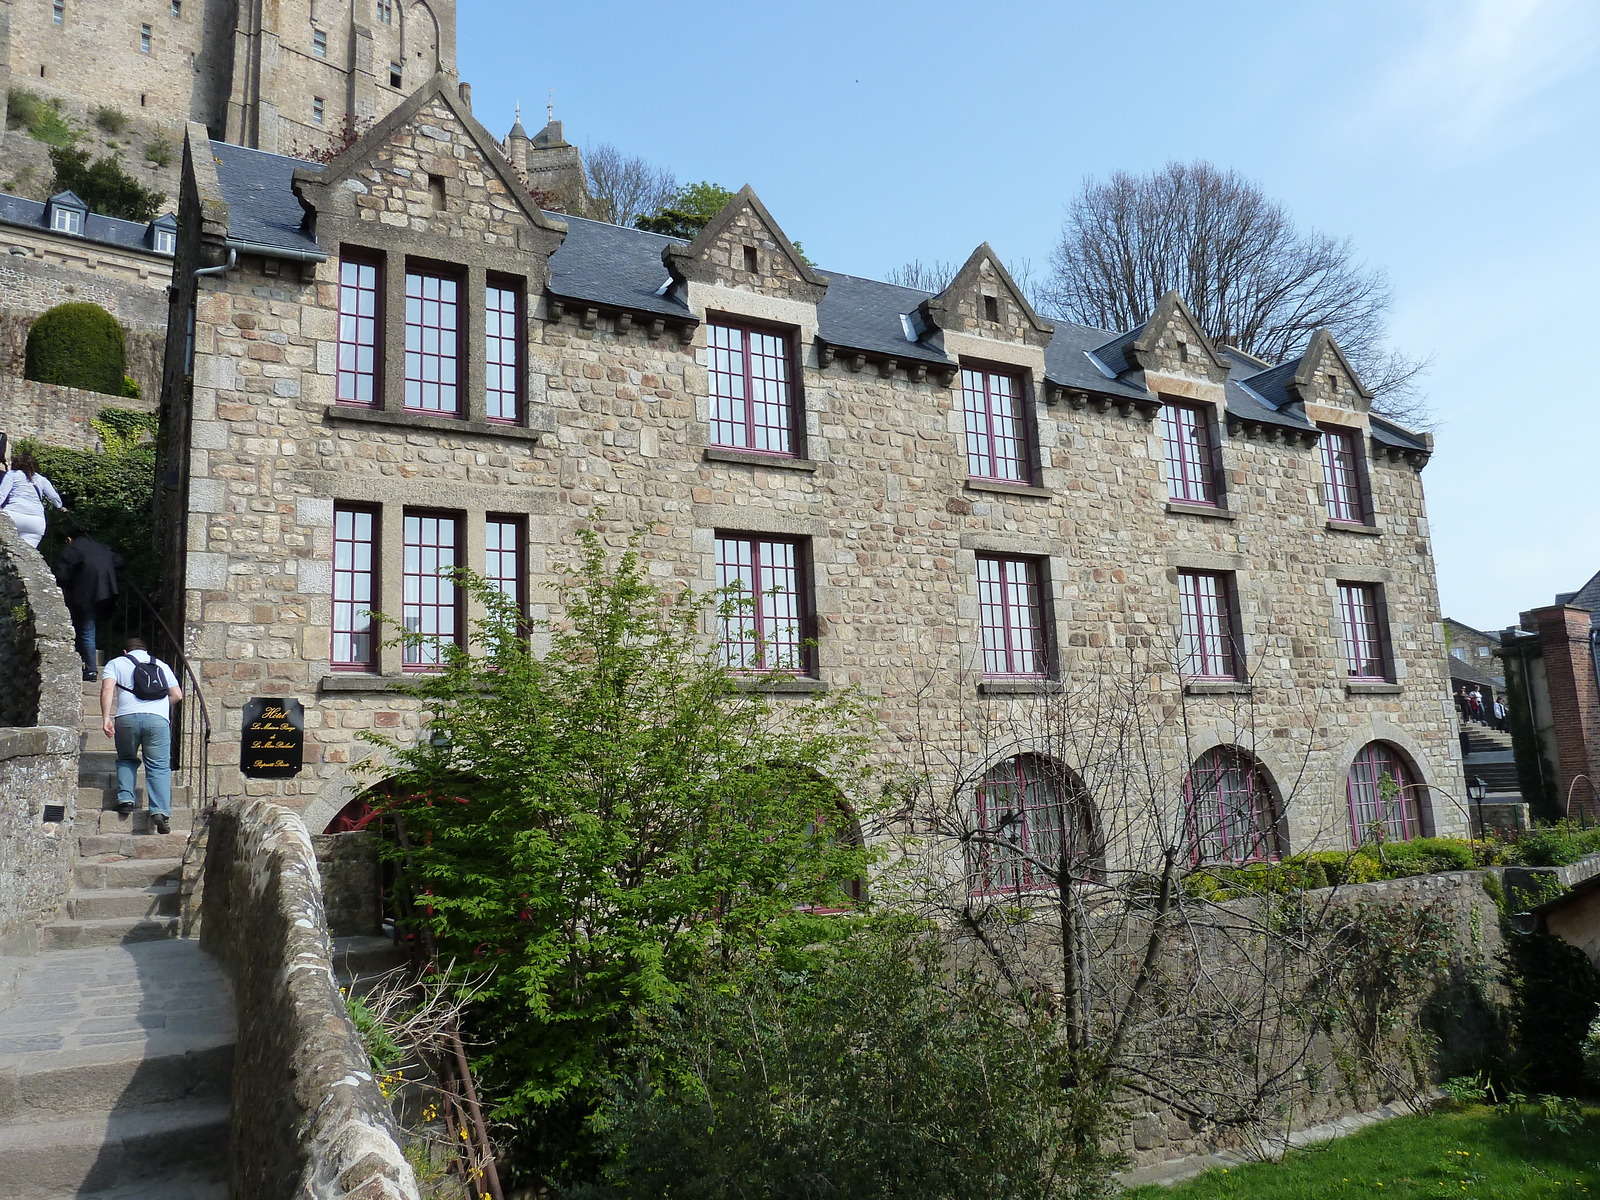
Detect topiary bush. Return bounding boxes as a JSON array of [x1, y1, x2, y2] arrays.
[[24, 302, 126, 395]]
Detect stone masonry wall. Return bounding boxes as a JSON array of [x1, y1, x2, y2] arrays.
[[200, 799, 418, 1200], [0, 375, 159, 453], [171, 96, 1459, 871], [0, 516, 80, 953]]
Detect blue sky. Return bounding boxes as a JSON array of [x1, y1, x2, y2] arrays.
[[460, 0, 1600, 632]]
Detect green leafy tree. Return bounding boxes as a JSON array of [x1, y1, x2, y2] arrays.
[[364, 531, 879, 1180], [580, 917, 1120, 1200], [47, 145, 164, 222], [634, 180, 736, 238], [24, 302, 127, 394]]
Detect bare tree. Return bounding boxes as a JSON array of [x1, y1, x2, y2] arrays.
[[584, 143, 677, 229], [1042, 161, 1432, 425], [888, 256, 1051, 316]]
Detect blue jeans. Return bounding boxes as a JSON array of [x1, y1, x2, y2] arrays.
[[114, 714, 171, 817], [72, 604, 98, 675]]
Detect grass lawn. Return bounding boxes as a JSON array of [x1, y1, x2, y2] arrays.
[[1124, 1105, 1600, 1200]]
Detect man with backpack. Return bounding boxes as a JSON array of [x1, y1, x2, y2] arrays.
[[100, 638, 183, 835]]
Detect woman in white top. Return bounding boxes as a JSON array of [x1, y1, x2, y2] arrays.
[[0, 450, 66, 548]]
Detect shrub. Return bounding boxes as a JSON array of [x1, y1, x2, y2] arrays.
[[91, 105, 128, 135], [6, 88, 76, 147], [24, 303, 126, 395], [47, 145, 164, 222], [1506, 822, 1600, 867], [25, 430, 159, 596], [143, 137, 173, 169]]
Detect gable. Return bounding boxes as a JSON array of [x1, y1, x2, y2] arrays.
[[919, 244, 1052, 348], [663, 185, 826, 304], [1292, 329, 1372, 414], [293, 75, 565, 264], [1130, 290, 1229, 383]]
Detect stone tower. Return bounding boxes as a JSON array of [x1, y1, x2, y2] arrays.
[[501, 110, 588, 214], [0, 0, 457, 156]]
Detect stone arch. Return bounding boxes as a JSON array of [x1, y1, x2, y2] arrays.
[[402, 2, 442, 76], [968, 751, 1103, 894], [1342, 739, 1434, 845], [1182, 744, 1286, 864], [302, 759, 392, 837]]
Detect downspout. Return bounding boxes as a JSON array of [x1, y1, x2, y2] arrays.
[[193, 246, 238, 279]]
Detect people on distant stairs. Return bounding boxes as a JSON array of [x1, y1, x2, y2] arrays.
[[101, 637, 182, 836], [57, 524, 123, 681], [0, 449, 66, 548]]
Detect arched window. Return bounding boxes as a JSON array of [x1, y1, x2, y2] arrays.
[[1185, 746, 1283, 864], [1347, 741, 1428, 844], [970, 755, 1099, 894]]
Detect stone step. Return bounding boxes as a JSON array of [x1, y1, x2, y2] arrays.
[[0, 1034, 232, 1123], [75, 859, 182, 891], [64, 885, 181, 921], [0, 1099, 227, 1200], [73, 1165, 229, 1199], [78, 832, 191, 859], [40, 916, 180, 951], [86, 808, 195, 836], [76, 784, 195, 807]]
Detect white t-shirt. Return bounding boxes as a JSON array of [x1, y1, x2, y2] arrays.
[[103, 651, 180, 719]]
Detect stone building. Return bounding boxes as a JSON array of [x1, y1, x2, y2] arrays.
[[158, 74, 1462, 871], [0, 0, 456, 157]]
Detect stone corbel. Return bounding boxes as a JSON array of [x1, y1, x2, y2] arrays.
[[908, 363, 927, 383], [582, 307, 599, 329], [1091, 396, 1113, 414], [615, 312, 633, 334], [818, 343, 836, 367], [648, 318, 665, 339], [1134, 398, 1162, 419], [847, 353, 866, 373], [548, 299, 566, 323], [933, 367, 957, 387], [877, 357, 897, 378], [676, 323, 695, 344]]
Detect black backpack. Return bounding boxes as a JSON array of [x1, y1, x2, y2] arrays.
[[117, 655, 169, 701]]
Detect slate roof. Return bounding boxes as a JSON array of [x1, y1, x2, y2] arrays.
[[1556, 567, 1600, 622], [202, 137, 1432, 449], [210, 142, 324, 257], [0, 192, 175, 256]]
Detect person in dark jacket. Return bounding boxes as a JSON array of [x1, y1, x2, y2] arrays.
[[56, 527, 122, 681]]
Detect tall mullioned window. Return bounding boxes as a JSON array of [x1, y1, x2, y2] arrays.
[[969, 756, 1095, 895], [1160, 402, 1218, 504], [708, 321, 794, 455], [1177, 569, 1238, 679], [404, 268, 461, 415], [961, 367, 1030, 482], [332, 505, 377, 671], [1337, 582, 1388, 680], [1184, 747, 1282, 864], [376, 0, 394, 23], [715, 534, 807, 673], [976, 555, 1046, 677], [336, 256, 380, 405], [1319, 426, 1367, 523], [402, 512, 461, 670], [484, 516, 524, 615], [484, 280, 521, 423], [1347, 742, 1423, 844]]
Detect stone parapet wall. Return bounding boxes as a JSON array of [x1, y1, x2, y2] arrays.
[[0, 374, 160, 454], [199, 799, 418, 1200], [0, 518, 80, 952]]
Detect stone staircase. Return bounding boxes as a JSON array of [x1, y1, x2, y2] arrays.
[[1461, 721, 1521, 795], [0, 681, 233, 1198]]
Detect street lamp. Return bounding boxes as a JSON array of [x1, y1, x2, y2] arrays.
[[1466, 776, 1487, 841]]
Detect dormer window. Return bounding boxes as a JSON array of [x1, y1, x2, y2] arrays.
[[150, 215, 178, 256], [51, 206, 82, 235]]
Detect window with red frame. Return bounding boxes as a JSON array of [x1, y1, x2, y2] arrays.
[[1177, 569, 1238, 679], [1319, 426, 1367, 523], [961, 367, 1031, 482], [336, 255, 380, 406], [404, 268, 460, 415], [484, 516, 524, 615], [708, 321, 795, 454], [969, 755, 1096, 894], [1160, 402, 1218, 504], [402, 511, 461, 669], [484, 279, 521, 423], [1184, 746, 1282, 864], [1337, 582, 1389, 679], [977, 555, 1047, 677], [801, 803, 867, 913], [331, 504, 377, 670], [1347, 741, 1426, 843], [715, 534, 808, 673]]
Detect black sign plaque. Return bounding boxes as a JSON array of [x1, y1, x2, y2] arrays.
[[241, 697, 306, 779]]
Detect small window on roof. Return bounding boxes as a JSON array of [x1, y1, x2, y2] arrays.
[[51, 206, 82, 235], [154, 228, 176, 255]]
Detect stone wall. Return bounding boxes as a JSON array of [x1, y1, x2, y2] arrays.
[[199, 799, 419, 1200], [312, 830, 383, 938], [0, 516, 80, 953], [0, 375, 160, 454]]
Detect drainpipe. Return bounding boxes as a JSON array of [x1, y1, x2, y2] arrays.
[[192, 247, 237, 280]]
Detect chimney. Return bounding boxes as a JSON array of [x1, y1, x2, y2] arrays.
[[457, 81, 473, 111]]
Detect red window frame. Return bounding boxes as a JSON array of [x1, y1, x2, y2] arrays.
[[1319, 425, 1367, 523], [1178, 570, 1239, 680], [707, 320, 796, 455], [402, 510, 461, 670], [977, 555, 1047, 677], [1347, 742, 1425, 844], [484, 514, 525, 619], [1161, 402, 1218, 505], [404, 265, 461, 416], [961, 366, 1031, 483], [1184, 746, 1282, 864], [336, 253, 381, 407], [331, 504, 378, 671], [484, 277, 522, 424], [969, 755, 1094, 895], [714, 534, 810, 674], [1338, 582, 1389, 680]]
